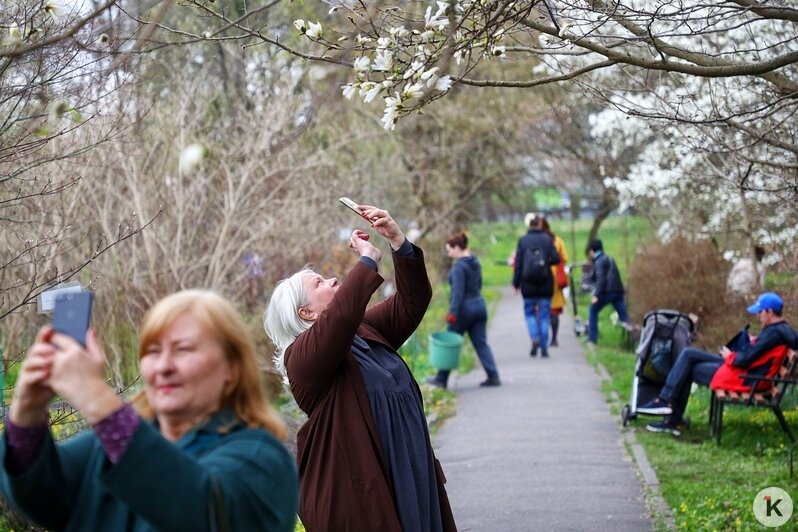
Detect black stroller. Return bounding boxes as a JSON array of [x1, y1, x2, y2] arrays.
[[621, 309, 696, 426]]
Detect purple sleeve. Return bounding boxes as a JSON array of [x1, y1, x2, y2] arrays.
[[5, 418, 49, 475], [91, 403, 141, 464]]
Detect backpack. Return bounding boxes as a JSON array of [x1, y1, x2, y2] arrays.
[[641, 336, 673, 382], [521, 245, 550, 284]]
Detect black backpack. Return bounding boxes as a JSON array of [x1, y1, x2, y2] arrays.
[[521, 245, 550, 284]]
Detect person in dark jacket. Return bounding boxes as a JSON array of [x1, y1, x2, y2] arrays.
[[512, 213, 561, 357], [427, 232, 501, 389], [1, 290, 298, 531], [263, 204, 456, 532], [586, 239, 629, 345], [638, 292, 798, 436]]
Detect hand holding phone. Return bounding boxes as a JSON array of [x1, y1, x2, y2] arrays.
[[339, 197, 373, 223], [52, 291, 93, 347]]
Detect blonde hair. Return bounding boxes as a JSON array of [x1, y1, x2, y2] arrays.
[[133, 290, 286, 440], [263, 267, 315, 384]]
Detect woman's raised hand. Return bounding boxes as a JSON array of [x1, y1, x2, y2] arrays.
[[9, 326, 57, 427], [349, 229, 382, 263], [359, 205, 405, 250], [46, 329, 123, 424]]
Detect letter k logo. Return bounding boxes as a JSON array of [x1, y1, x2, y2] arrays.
[[765, 495, 783, 517], [755, 487, 792, 526]]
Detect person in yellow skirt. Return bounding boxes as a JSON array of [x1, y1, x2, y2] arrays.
[[541, 216, 569, 347]]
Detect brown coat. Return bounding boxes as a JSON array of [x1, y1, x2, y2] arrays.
[[285, 246, 456, 532]]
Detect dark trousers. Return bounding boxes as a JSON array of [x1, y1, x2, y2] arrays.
[[659, 347, 723, 422], [588, 292, 629, 343], [436, 298, 499, 384]]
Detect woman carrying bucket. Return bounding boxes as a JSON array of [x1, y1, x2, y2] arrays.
[[427, 232, 501, 389], [263, 204, 456, 532]]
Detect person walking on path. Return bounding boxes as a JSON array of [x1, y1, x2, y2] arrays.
[[638, 292, 798, 436], [428, 232, 501, 389], [586, 238, 629, 347], [512, 213, 560, 358], [541, 216, 569, 347], [264, 204, 456, 532]]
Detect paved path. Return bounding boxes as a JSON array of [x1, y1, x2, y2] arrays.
[[433, 286, 653, 531]]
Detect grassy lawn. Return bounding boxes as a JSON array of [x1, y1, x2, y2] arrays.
[[465, 215, 798, 531]]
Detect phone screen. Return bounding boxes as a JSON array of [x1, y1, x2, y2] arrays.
[[52, 291, 93, 347]]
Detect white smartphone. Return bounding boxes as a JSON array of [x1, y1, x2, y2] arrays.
[[339, 197, 372, 222]]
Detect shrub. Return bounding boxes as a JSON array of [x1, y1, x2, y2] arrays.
[[627, 236, 742, 350]]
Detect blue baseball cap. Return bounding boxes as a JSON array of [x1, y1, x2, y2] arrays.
[[747, 292, 784, 314]]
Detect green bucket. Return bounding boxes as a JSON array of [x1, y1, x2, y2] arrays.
[[429, 331, 464, 370]]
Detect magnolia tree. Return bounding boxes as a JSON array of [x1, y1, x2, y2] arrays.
[[179, 1, 795, 125], [574, 9, 797, 272], [177, 0, 795, 253]]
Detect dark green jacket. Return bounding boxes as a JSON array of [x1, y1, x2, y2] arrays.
[[0, 409, 298, 531]]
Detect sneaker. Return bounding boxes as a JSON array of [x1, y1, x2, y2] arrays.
[[426, 376, 447, 389], [540, 351, 549, 358], [550, 339, 559, 347], [645, 420, 683, 437], [479, 377, 501, 387], [637, 397, 673, 416], [530, 340, 540, 357]]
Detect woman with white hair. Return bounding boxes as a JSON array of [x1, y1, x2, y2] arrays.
[[264, 204, 456, 532]]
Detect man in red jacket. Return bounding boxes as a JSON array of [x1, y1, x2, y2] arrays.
[[637, 292, 798, 436]]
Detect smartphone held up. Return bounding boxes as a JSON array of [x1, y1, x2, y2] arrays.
[[339, 197, 374, 223], [52, 291, 94, 347]]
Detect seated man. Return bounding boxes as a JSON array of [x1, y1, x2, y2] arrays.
[[637, 292, 798, 436]]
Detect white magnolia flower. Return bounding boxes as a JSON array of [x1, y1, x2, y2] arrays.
[[353, 56, 371, 72], [389, 26, 410, 39], [372, 50, 393, 71], [381, 95, 401, 131], [419, 30, 436, 43], [424, 4, 449, 30], [44, 1, 64, 20], [453, 49, 463, 65], [356, 34, 372, 45], [179, 143, 207, 174], [7, 23, 22, 45], [420, 67, 439, 81], [342, 83, 358, 100], [404, 60, 424, 80], [434, 75, 453, 92], [293, 19, 306, 32], [363, 83, 382, 103], [558, 22, 573, 38], [401, 82, 424, 100], [376, 37, 392, 50], [306, 21, 322, 39]]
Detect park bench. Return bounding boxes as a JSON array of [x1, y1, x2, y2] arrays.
[[709, 348, 798, 473]]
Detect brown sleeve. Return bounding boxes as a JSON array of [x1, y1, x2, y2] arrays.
[[286, 262, 383, 407], [362, 243, 432, 349]]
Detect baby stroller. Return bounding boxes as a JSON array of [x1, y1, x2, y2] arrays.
[[621, 309, 696, 426]]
